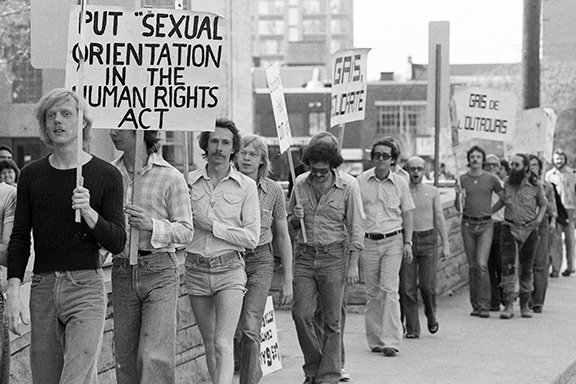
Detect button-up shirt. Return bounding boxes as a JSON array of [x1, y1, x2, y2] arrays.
[[288, 170, 364, 251], [504, 179, 546, 224], [187, 164, 260, 257], [112, 153, 194, 258], [546, 166, 576, 209], [357, 167, 415, 234], [256, 177, 287, 247]]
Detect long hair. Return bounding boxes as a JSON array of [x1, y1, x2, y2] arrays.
[[516, 153, 539, 186], [466, 145, 486, 165], [302, 141, 344, 169], [198, 118, 242, 162], [35, 88, 93, 150], [241, 134, 271, 180]]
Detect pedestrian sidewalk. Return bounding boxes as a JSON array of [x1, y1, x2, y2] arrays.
[[257, 274, 576, 384]]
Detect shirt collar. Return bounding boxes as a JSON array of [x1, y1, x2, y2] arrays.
[[367, 167, 396, 184], [112, 152, 170, 178], [189, 163, 243, 187]]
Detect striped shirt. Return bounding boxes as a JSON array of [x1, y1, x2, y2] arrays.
[[256, 177, 287, 247], [112, 152, 194, 258]]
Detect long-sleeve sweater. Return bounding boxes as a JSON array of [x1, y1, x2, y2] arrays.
[[7, 155, 126, 280]]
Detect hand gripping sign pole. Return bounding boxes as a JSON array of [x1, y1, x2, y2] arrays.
[[266, 62, 306, 242], [74, 0, 87, 223]]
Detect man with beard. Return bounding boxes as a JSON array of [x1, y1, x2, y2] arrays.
[[455, 146, 505, 318], [498, 154, 546, 319], [400, 156, 449, 339], [545, 149, 576, 277]]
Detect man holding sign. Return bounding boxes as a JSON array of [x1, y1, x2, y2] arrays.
[[6, 89, 126, 384], [109, 129, 193, 384]]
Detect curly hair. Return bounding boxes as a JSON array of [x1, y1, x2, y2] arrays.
[[302, 141, 343, 169], [370, 139, 398, 162], [198, 118, 242, 162]]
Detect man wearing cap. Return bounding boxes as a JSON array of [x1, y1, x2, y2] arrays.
[[455, 146, 505, 318], [400, 156, 449, 339]]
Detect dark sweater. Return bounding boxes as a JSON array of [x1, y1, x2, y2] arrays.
[[8, 155, 126, 280]]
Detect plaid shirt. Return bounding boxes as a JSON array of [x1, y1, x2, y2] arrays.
[[256, 177, 287, 246], [112, 153, 194, 258]]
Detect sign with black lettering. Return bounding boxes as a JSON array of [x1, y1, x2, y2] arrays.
[[260, 296, 282, 375], [266, 62, 293, 154], [64, 6, 224, 130], [452, 87, 517, 142], [330, 48, 370, 127]]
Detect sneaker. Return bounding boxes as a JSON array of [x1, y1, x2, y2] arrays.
[[382, 347, 398, 357], [340, 368, 350, 382], [562, 269, 575, 277], [500, 304, 514, 319], [479, 310, 490, 318], [470, 309, 480, 316]]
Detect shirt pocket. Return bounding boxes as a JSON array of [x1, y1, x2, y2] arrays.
[[190, 189, 207, 211], [327, 199, 345, 221], [221, 193, 243, 219]]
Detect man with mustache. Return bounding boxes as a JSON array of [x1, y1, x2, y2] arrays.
[[498, 154, 546, 319], [454, 146, 505, 318], [545, 149, 576, 277]]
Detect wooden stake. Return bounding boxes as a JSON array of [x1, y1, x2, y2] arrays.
[[75, 0, 87, 223], [287, 150, 307, 243]]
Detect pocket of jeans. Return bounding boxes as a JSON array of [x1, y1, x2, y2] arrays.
[[146, 257, 178, 273], [68, 270, 104, 288], [30, 274, 44, 291]]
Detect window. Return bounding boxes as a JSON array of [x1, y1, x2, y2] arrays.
[[376, 104, 426, 136], [288, 7, 299, 26], [261, 40, 281, 55], [289, 26, 300, 41], [303, 19, 325, 35], [330, 0, 342, 14], [12, 61, 42, 104], [302, 0, 321, 14], [259, 20, 285, 35], [330, 19, 349, 34], [258, 0, 285, 15], [309, 111, 326, 136]]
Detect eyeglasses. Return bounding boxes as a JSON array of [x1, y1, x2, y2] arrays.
[[239, 150, 260, 159], [373, 152, 392, 160], [408, 166, 424, 172], [510, 161, 523, 169], [310, 167, 330, 176]]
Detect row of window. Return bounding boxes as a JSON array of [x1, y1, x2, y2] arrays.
[[259, 0, 349, 16], [258, 18, 350, 36]]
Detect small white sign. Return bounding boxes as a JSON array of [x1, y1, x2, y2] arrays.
[[511, 108, 556, 160], [330, 48, 370, 127], [452, 87, 518, 142], [266, 62, 293, 154], [65, 6, 225, 130], [260, 296, 282, 376]]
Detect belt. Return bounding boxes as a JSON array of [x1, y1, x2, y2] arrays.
[[413, 229, 434, 237], [462, 215, 491, 222], [365, 229, 402, 241], [505, 218, 533, 227], [302, 242, 346, 253], [244, 243, 272, 257], [138, 250, 152, 256], [186, 251, 241, 267]]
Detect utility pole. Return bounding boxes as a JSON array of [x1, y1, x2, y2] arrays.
[[522, 0, 541, 109]]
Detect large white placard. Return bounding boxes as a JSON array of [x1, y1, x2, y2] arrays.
[[266, 62, 293, 154], [65, 6, 225, 130], [452, 87, 518, 142], [330, 48, 370, 127], [509, 107, 556, 161], [260, 296, 282, 376]]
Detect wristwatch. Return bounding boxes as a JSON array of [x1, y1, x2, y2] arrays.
[[405, 241, 413, 246]]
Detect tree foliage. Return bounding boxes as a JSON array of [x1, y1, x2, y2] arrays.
[[0, 0, 31, 81]]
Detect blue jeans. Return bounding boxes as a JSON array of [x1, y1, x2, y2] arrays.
[[400, 230, 437, 336], [292, 243, 347, 384], [532, 218, 550, 308], [488, 221, 504, 308], [501, 224, 539, 303], [112, 252, 179, 384], [234, 243, 274, 384], [29, 269, 106, 384], [550, 208, 575, 273], [461, 220, 494, 311], [0, 291, 9, 384], [362, 235, 404, 351]]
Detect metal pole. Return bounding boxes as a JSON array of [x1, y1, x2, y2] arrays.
[[522, 0, 541, 109], [434, 44, 441, 187]]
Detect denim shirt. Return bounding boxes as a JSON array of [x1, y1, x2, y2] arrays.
[[288, 170, 364, 252]]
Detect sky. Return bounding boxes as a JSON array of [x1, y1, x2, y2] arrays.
[[353, 0, 524, 80]]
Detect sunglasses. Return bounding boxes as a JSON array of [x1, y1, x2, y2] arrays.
[[485, 162, 500, 168], [310, 167, 330, 176], [373, 152, 392, 160], [510, 161, 523, 169], [408, 166, 424, 172]]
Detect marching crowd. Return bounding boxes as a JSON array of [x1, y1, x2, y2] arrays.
[[0, 88, 571, 384]]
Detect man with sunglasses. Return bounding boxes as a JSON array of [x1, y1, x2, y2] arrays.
[[289, 141, 364, 384], [498, 154, 546, 319], [399, 156, 449, 339], [454, 145, 505, 318], [357, 138, 415, 357]]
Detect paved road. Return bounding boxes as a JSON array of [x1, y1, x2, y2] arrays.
[[250, 273, 576, 384]]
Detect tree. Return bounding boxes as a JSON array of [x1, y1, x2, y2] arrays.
[[0, 0, 31, 81]]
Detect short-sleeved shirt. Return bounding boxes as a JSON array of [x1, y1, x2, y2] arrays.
[[460, 172, 503, 218], [504, 179, 546, 224], [0, 182, 16, 241], [256, 177, 287, 247], [357, 167, 415, 234], [546, 166, 576, 209]]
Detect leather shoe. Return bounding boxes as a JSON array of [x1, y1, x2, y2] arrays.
[[550, 271, 559, 278], [428, 321, 439, 334], [371, 346, 385, 353], [303, 377, 316, 384], [406, 332, 419, 339], [562, 269, 575, 277], [470, 309, 480, 316], [382, 347, 398, 357]]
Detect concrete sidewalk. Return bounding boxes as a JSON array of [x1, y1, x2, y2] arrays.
[[256, 274, 576, 384]]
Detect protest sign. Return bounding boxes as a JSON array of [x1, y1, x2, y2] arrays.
[[65, 5, 225, 130], [260, 296, 282, 376], [510, 107, 556, 161], [330, 48, 370, 127], [266, 62, 293, 154], [452, 87, 518, 142]]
